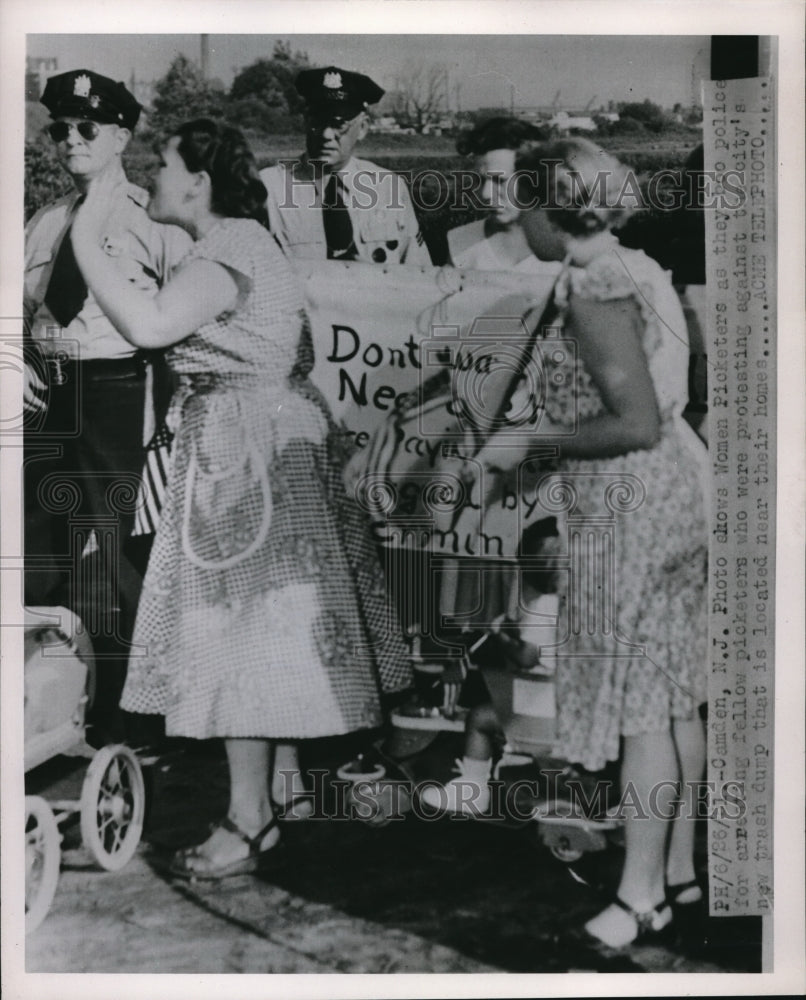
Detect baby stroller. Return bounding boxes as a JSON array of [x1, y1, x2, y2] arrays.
[[24, 607, 145, 932], [470, 621, 622, 862], [338, 601, 623, 863]]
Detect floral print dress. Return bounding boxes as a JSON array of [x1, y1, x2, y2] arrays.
[[121, 219, 409, 739], [543, 239, 709, 771]]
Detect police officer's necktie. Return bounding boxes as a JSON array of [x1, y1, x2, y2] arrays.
[[322, 174, 357, 261], [44, 210, 88, 328]]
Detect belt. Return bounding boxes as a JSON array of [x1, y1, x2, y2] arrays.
[[44, 354, 148, 385]]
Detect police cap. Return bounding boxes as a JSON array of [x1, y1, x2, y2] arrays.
[[296, 66, 384, 119], [41, 69, 142, 130]]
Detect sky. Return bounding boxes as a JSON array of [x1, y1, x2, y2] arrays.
[[26, 34, 710, 111]]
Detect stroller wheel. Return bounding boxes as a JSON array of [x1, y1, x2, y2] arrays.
[[549, 840, 585, 863], [345, 779, 412, 827], [25, 796, 61, 932], [80, 744, 145, 871], [347, 781, 392, 827]]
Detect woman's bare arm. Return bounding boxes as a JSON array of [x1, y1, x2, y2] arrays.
[[71, 173, 240, 349]]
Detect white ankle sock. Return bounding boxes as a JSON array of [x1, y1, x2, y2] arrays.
[[458, 756, 492, 782]]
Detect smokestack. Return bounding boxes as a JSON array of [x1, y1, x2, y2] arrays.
[[200, 34, 210, 78]]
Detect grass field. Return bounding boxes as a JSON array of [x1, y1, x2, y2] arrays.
[[248, 127, 700, 169]]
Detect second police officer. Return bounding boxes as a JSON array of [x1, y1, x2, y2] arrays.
[[261, 66, 431, 266]]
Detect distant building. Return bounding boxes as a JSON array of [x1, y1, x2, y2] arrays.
[[368, 115, 412, 134], [26, 56, 58, 101], [548, 111, 597, 133]]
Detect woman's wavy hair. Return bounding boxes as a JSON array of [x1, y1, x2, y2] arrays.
[[170, 119, 268, 224], [515, 137, 636, 237]]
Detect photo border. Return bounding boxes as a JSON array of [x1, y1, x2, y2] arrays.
[[2, 2, 803, 997]]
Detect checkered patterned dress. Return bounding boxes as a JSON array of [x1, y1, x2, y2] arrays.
[[121, 219, 409, 739]]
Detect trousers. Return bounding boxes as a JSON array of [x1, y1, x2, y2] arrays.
[[24, 352, 148, 735]]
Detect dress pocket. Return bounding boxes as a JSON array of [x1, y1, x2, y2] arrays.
[[180, 394, 274, 570], [181, 436, 273, 570]]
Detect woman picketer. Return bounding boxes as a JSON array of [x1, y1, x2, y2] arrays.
[[471, 137, 709, 948], [71, 119, 409, 878]]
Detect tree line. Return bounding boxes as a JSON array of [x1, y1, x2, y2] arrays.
[[25, 42, 700, 221], [148, 41, 312, 135]]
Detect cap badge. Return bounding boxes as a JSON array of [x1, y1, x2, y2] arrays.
[[73, 74, 92, 98], [89, 95, 100, 108], [323, 71, 342, 89]]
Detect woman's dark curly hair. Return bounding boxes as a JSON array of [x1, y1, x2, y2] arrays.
[[456, 116, 547, 157], [170, 119, 268, 224]]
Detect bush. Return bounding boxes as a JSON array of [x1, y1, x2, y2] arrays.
[[605, 115, 646, 135], [228, 47, 308, 130], [24, 142, 72, 221], [147, 54, 226, 137], [617, 99, 670, 134], [228, 98, 305, 136]]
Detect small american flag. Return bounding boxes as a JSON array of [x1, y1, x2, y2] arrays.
[[131, 421, 174, 536]]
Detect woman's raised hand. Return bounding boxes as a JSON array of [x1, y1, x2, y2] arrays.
[[72, 170, 127, 248]]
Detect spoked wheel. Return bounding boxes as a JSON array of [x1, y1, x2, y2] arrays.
[[80, 745, 145, 871], [25, 796, 61, 933]]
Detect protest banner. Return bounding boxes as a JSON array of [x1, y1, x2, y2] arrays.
[[297, 258, 560, 561]]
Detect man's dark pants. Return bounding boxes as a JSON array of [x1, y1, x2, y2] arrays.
[[24, 352, 148, 742]]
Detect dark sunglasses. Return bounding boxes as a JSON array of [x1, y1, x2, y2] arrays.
[[305, 113, 360, 136], [47, 121, 102, 143]]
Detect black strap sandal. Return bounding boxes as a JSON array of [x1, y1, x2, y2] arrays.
[[169, 815, 282, 880], [611, 895, 673, 941], [665, 878, 703, 907]]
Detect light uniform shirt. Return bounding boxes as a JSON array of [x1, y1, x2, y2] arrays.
[[260, 155, 431, 266], [24, 181, 192, 360]]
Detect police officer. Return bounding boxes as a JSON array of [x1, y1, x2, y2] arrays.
[[261, 66, 431, 265], [24, 69, 191, 742]]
